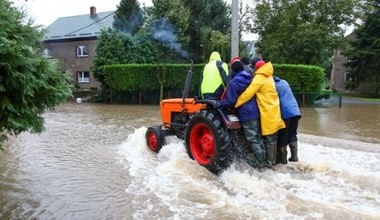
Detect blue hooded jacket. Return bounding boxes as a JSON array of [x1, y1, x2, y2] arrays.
[[219, 70, 259, 123], [274, 76, 301, 119]]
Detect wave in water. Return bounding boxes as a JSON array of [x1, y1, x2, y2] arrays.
[[117, 127, 380, 219]]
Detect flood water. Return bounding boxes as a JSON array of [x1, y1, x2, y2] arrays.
[[1, 101, 379, 219]]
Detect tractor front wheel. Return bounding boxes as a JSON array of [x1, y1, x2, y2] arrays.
[[185, 111, 232, 174], [145, 126, 164, 153]]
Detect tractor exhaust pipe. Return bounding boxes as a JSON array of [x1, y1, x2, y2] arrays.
[[181, 59, 193, 112]]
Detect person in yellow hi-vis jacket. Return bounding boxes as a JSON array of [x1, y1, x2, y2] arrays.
[[235, 60, 285, 168], [200, 52, 229, 100]]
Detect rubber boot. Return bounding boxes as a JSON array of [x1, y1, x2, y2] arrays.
[[275, 147, 282, 164], [265, 141, 277, 168], [278, 146, 288, 165], [242, 120, 265, 169], [275, 148, 281, 165], [288, 142, 298, 162], [248, 142, 265, 169]]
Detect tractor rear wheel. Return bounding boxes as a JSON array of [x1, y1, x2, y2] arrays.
[[185, 111, 232, 174], [146, 126, 164, 153]]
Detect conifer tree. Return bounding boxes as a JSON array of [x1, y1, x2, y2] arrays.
[[344, 0, 380, 97], [181, 0, 230, 63], [0, 1, 72, 148], [113, 0, 143, 35], [91, 28, 126, 84]]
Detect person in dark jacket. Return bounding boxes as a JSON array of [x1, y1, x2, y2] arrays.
[[216, 59, 266, 169], [274, 76, 301, 164], [251, 56, 262, 71], [241, 57, 253, 74]]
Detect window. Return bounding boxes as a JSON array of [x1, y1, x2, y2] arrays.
[[344, 72, 352, 82], [76, 45, 89, 57], [77, 71, 90, 83], [43, 48, 52, 58]]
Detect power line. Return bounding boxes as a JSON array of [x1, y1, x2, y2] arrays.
[[66, 11, 115, 36]]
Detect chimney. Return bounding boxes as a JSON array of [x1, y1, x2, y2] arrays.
[[90, 6, 96, 17]]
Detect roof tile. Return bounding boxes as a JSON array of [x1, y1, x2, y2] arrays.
[[44, 11, 115, 40]]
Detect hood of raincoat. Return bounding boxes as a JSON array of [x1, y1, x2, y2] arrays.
[[209, 52, 222, 62], [255, 62, 273, 77]]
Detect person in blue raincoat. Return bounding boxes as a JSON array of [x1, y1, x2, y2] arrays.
[[274, 76, 301, 164], [214, 59, 266, 169], [235, 61, 285, 168]]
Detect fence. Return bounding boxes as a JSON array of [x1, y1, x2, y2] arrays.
[[92, 88, 342, 107]]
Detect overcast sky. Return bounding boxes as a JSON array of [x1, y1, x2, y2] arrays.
[[10, 0, 152, 26]]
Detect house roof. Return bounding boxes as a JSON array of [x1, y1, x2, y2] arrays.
[[44, 11, 115, 41]]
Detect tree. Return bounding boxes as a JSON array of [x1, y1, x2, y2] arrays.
[[200, 28, 231, 62], [235, 1, 256, 58], [238, 1, 255, 36], [113, 0, 143, 35], [181, 0, 230, 63], [344, 0, 380, 97], [150, 0, 190, 46], [91, 28, 127, 84], [97, 0, 231, 67], [147, 0, 191, 61], [122, 30, 161, 64], [250, 0, 360, 69], [0, 1, 72, 148]]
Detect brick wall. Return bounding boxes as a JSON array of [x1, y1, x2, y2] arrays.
[[44, 38, 101, 90]]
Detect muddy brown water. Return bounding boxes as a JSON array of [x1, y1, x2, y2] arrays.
[[1, 102, 379, 219]]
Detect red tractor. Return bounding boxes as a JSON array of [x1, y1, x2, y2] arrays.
[[145, 61, 250, 174]]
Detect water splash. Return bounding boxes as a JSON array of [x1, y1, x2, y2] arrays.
[[118, 128, 380, 219]]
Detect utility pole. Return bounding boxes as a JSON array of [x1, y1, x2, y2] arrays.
[[231, 0, 239, 60]]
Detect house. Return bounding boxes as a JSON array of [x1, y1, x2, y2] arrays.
[[330, 48, 347, 92], [330, 32, 371, 95], [330, 33, 356, 92], [44, 7, 115, 90]]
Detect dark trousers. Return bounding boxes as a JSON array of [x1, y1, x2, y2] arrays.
[[242, 119, 265, 164], [277, 116, 300, 147]]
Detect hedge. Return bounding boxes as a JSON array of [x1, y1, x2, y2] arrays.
[[104, 64, 204, 92], [103, 63, 325, 104], [273, 64, 324, 93]]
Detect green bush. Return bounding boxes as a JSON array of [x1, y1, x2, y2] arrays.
[[273, 64, 325, 93], [317, 89, 333, 100], [293, 92, 323, 106], [104, 63, 204, 92], [103, 63, 326, 105]]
